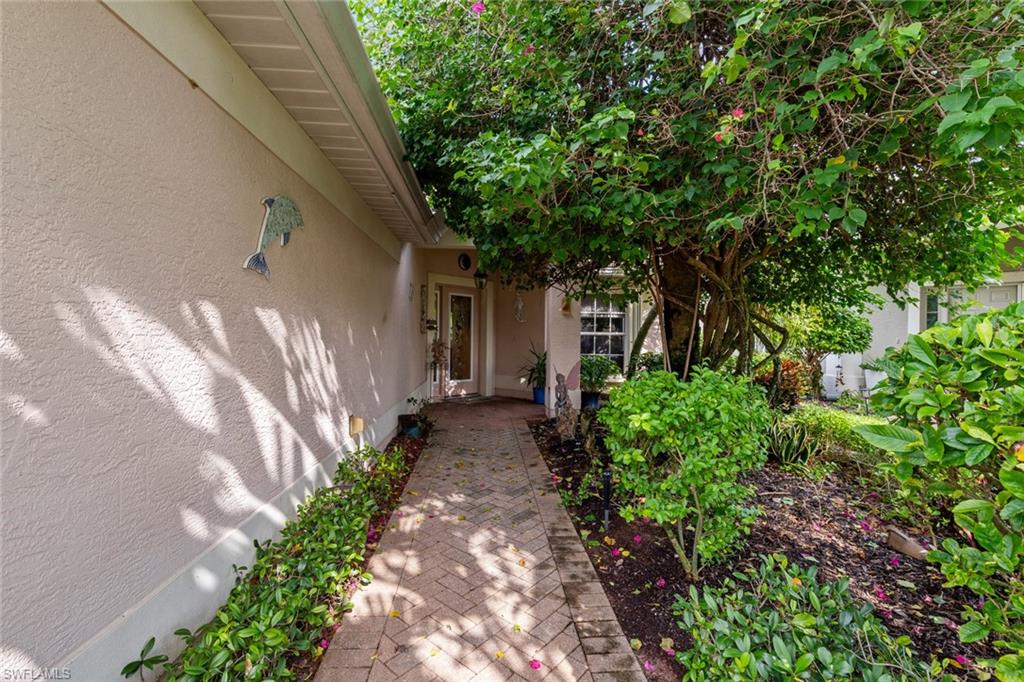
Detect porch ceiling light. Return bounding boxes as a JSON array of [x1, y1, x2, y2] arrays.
[[473, 270, 488, 289]]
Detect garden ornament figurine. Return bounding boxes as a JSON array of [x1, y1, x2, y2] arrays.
[[555, 360, 580, 441]]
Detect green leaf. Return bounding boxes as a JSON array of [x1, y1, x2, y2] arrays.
[[121, 661, 142, 678], [959, 620, 991, 643], [977, 318, 994, 347], [852, 424, 922, 453], [952, 499, 993, 514], [1001, 499, 1024, 531], [667, 0, 692, 24], [1000, 469, 1024, 499], [816, 52, 848, 81], [995, 654, 1024, 682], [905, 335, 936, 367], [847, 207, 867, 226]]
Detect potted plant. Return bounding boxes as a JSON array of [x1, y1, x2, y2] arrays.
[[398, 396, 431, 438], [519, 344, 547, 405], [580, 355, 618, 409]]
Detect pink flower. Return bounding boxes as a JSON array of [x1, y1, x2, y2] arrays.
[[954, 655, 972, 667], [633, 534, 643, 545], [732, 107, 744, 118], [611, 548, 621, 557], [888, 555, 901, 568], [859, 520, 873, 533], [471, 1, 485, 14], [636, 128, 646, 137], [643, 661, 655, 672], [320, 638, 330, 650], [713, 132, 723, 143], [664, 648, 675, 656], [873, 586, 889, 602], [529, 659, 542, 670], [524, 44, 536, 55], [655, 577, 667, 589]]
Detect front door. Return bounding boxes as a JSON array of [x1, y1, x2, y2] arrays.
[[440, 286, 479, 396]]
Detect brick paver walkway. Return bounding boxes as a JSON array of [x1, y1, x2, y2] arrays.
[[315, 399, 644, 682]]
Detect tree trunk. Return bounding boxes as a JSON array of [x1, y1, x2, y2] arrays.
[[659, 251, 701, 377]]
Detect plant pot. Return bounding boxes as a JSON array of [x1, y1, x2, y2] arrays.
[[397, 414, 421, 437], [581, 391, 601, 409], [532, 386, 545, 405]]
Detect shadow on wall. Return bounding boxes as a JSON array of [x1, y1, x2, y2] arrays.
[[0, 279, 404, 669]]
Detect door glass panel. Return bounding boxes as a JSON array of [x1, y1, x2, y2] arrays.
[[449, 294, 473, 381]]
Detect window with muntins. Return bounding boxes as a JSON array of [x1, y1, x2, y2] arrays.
[[580, 296, 626, 369]]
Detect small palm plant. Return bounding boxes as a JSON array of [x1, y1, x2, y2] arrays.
[[519, 344, 546, 404]]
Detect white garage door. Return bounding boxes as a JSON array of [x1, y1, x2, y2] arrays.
[[952, 284, 1019, 316]]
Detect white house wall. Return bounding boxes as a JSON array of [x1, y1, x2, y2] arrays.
[[0, 2, 428, 676]]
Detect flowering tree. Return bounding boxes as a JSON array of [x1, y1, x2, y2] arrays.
[[355, 0, 1023, 374]]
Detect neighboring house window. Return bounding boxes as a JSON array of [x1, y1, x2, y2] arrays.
[[925, 293, 939, 329], [581, 296, 626, 370]]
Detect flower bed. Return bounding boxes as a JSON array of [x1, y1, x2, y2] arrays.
[[530, 419, 991, 681]]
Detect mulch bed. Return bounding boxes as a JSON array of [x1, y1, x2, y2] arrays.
[[529, 418, 993, 681], [293, 430, 427, 681]]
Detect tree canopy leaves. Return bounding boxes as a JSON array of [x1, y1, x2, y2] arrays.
[[356, 0, 1024, 366]]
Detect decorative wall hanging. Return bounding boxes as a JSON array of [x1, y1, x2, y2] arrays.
[[243, 195, 303, 277], [420, 285, 428, 333]]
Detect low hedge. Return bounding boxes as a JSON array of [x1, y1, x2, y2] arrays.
[[157, 445, 409, 681], [784, 403, 887, 455]]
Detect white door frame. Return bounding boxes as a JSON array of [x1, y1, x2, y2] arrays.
[[445, 289, 479, 394], [426, 272, 494, 397]]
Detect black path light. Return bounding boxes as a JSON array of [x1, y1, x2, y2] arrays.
[[602, 468, 613, 533]]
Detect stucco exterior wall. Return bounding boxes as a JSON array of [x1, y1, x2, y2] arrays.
[[494, 286, 545, 399], [1, 2, 426, 673]]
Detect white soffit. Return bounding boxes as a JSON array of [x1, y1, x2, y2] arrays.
[[195, 0, 439, 244]]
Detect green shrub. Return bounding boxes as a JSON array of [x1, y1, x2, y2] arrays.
[[634, 351, 664, 374], [856, 302, 1024, 677], [785, 404, 887, 455], [163, 446, 406, 680], [580, 354, 619, 392], [600, 368, 769, 579], [673, 554, 943, 681]]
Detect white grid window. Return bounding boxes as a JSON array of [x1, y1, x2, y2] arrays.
[[581, 297, 626, 369]]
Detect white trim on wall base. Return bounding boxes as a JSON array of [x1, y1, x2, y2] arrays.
[[60, 381, 428, 682]]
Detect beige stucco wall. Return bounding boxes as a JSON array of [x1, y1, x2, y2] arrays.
[[0, 1, 426, 672], [494, 286, 545, 398]]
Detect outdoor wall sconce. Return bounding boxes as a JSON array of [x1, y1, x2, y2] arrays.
[[561, 295, 572, 315], [425, 319, 438, 331], [473, 270, 488, 289]]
